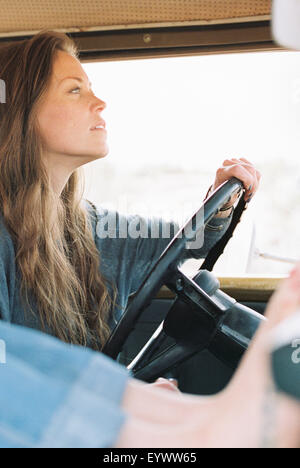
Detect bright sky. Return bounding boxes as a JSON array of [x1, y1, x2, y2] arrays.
[[83, 50, 300, 172]]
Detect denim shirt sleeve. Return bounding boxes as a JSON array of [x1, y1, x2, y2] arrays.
[[0, 218, 16, 322], [84, 200, 232, 324], [0, 321, 129, 448]]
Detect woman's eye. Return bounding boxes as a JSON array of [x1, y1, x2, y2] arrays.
[[70, 87, 81, 94]]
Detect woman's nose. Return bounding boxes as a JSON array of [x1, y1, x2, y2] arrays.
[[93, 96, 106, 111]]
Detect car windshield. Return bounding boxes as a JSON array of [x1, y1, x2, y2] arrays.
[[83, 50, 300, 276]]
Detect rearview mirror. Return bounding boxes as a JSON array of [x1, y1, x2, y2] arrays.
[[272, 0, 300, 49]]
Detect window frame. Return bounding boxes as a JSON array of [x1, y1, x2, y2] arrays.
[[0, 20, 283, 63]]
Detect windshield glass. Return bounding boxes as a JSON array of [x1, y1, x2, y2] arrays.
[[83, 50, 300, 276]]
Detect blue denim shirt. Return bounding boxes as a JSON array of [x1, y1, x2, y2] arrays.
[[0, 200, 232, 336], [0, 201, 232, 447]]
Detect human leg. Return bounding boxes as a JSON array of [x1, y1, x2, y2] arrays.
[[116, 267, 300, 448]]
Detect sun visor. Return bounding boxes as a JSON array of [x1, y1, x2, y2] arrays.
[[272, 0, 300, 49]]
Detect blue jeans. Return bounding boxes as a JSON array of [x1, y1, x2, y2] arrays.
[[0, 321, 129, 448]]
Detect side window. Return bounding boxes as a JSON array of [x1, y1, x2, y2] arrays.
[[83, 51, 300, 276]]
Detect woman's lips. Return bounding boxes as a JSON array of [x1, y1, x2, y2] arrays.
[[90, 126, 107, 133], [90, 121, 106, 130]]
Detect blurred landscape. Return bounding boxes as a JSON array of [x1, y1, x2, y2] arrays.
[[84, 157, 300, 276]]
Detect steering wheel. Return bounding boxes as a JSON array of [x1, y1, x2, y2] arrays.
[[102, 178, 265, 382]]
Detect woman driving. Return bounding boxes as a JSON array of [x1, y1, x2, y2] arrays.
[[0, 30, 298, 449], [0, 30, 260, 350]]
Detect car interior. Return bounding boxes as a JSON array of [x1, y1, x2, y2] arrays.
[[0, 0, 297, 396]]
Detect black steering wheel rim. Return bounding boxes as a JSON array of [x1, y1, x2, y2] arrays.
[[103, 177, 244, 360]]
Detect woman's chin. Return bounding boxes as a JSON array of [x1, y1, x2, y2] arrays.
[[98, 148, 109, 159], [99, 143, 109, 158], [88, 146, 110, 161]]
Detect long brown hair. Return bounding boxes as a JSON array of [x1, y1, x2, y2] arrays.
[[0, 31, 117, 350]]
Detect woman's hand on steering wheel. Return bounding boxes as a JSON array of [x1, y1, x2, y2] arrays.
[[211, 157, 261, 208]]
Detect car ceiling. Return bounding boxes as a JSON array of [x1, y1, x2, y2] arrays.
[[0, 0, 271, 36], [0, 1, 277, 61]]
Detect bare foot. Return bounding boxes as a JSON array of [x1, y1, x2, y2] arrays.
[[117, 266, 300, 448], [154, 264, 300, 447], [203, 265, 300, 448], [150, 377, 180, 393]]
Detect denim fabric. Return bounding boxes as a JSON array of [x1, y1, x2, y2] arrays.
[[0, 200, 232, 337], [87, 202, 232, 327], [0, 321, 129, 448], [0, 203, 232, 447]]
